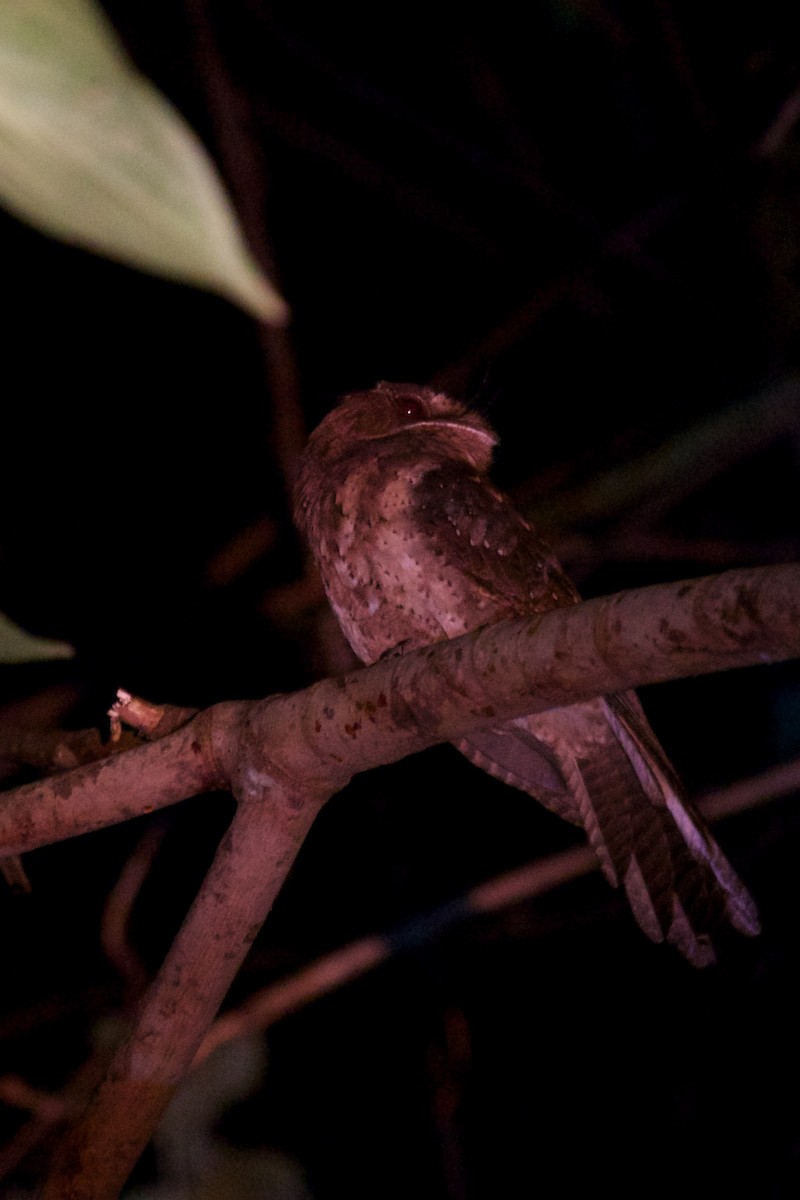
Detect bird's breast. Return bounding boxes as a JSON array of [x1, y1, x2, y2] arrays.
[[316, 460, 492, 663]]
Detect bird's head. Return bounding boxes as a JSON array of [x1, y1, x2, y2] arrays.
[[301, 382, 498, 474]]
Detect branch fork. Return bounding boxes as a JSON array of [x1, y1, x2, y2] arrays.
[[0, 564, 796, 1197]]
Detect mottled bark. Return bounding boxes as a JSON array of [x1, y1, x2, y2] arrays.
[[4, 562, 794, 1198]]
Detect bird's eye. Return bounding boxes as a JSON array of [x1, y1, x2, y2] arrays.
[[393, 395, 427, 421]]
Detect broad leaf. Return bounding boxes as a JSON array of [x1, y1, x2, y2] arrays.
[[0, 611, 74, 663], [0, 0, 288, 322]]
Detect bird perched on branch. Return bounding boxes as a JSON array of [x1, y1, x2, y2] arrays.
[[294, 381, 759, 965]]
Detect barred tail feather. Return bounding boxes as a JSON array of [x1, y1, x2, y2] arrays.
[[604, 696, 761, 941], [454, 693, 759, 966], [561, 728, 722, 967]]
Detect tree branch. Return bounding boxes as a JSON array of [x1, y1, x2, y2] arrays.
[[195, 748, 800, 1062], [0, 563, 794, 866], [2, 562, 795, 1198]]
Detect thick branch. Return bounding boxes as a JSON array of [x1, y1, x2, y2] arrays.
[[7, 563, 798, 1198], [38, 756, 328, 1200], [237, 562, 800, 790], [0, 713, 223, 857], [2, 565, 799, 863], [194, 751, 800, 1060]]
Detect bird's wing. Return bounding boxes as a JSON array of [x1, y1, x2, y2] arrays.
[[416, 464, 759, 963], [414, 463, 597, 815], [412, 465, 579, 615]]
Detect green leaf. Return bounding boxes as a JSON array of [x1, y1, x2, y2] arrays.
[[0, 611, 74, 663], [0, 0, 288, 323]]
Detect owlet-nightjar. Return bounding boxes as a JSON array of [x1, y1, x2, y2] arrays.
[[294, 382, 759, 965]]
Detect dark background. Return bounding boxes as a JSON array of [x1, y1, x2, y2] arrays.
[[2, 2, 800, 1196]]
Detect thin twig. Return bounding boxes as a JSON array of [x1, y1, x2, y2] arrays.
[[100, 820, 169, 1005], [757, 82, 800, 158], [108, 690, 198, 741], [519, 375, 800, 532], [184, 0, 306, 494]]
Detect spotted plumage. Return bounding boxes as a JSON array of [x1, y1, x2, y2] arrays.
[[295, 382, 759, 965]]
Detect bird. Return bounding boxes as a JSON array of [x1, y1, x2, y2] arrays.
[[294, 381, 760, 965]]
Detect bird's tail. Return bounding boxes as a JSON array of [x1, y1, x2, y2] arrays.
[[598, 696, 760, 963], [457, 694, 759, 966]]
